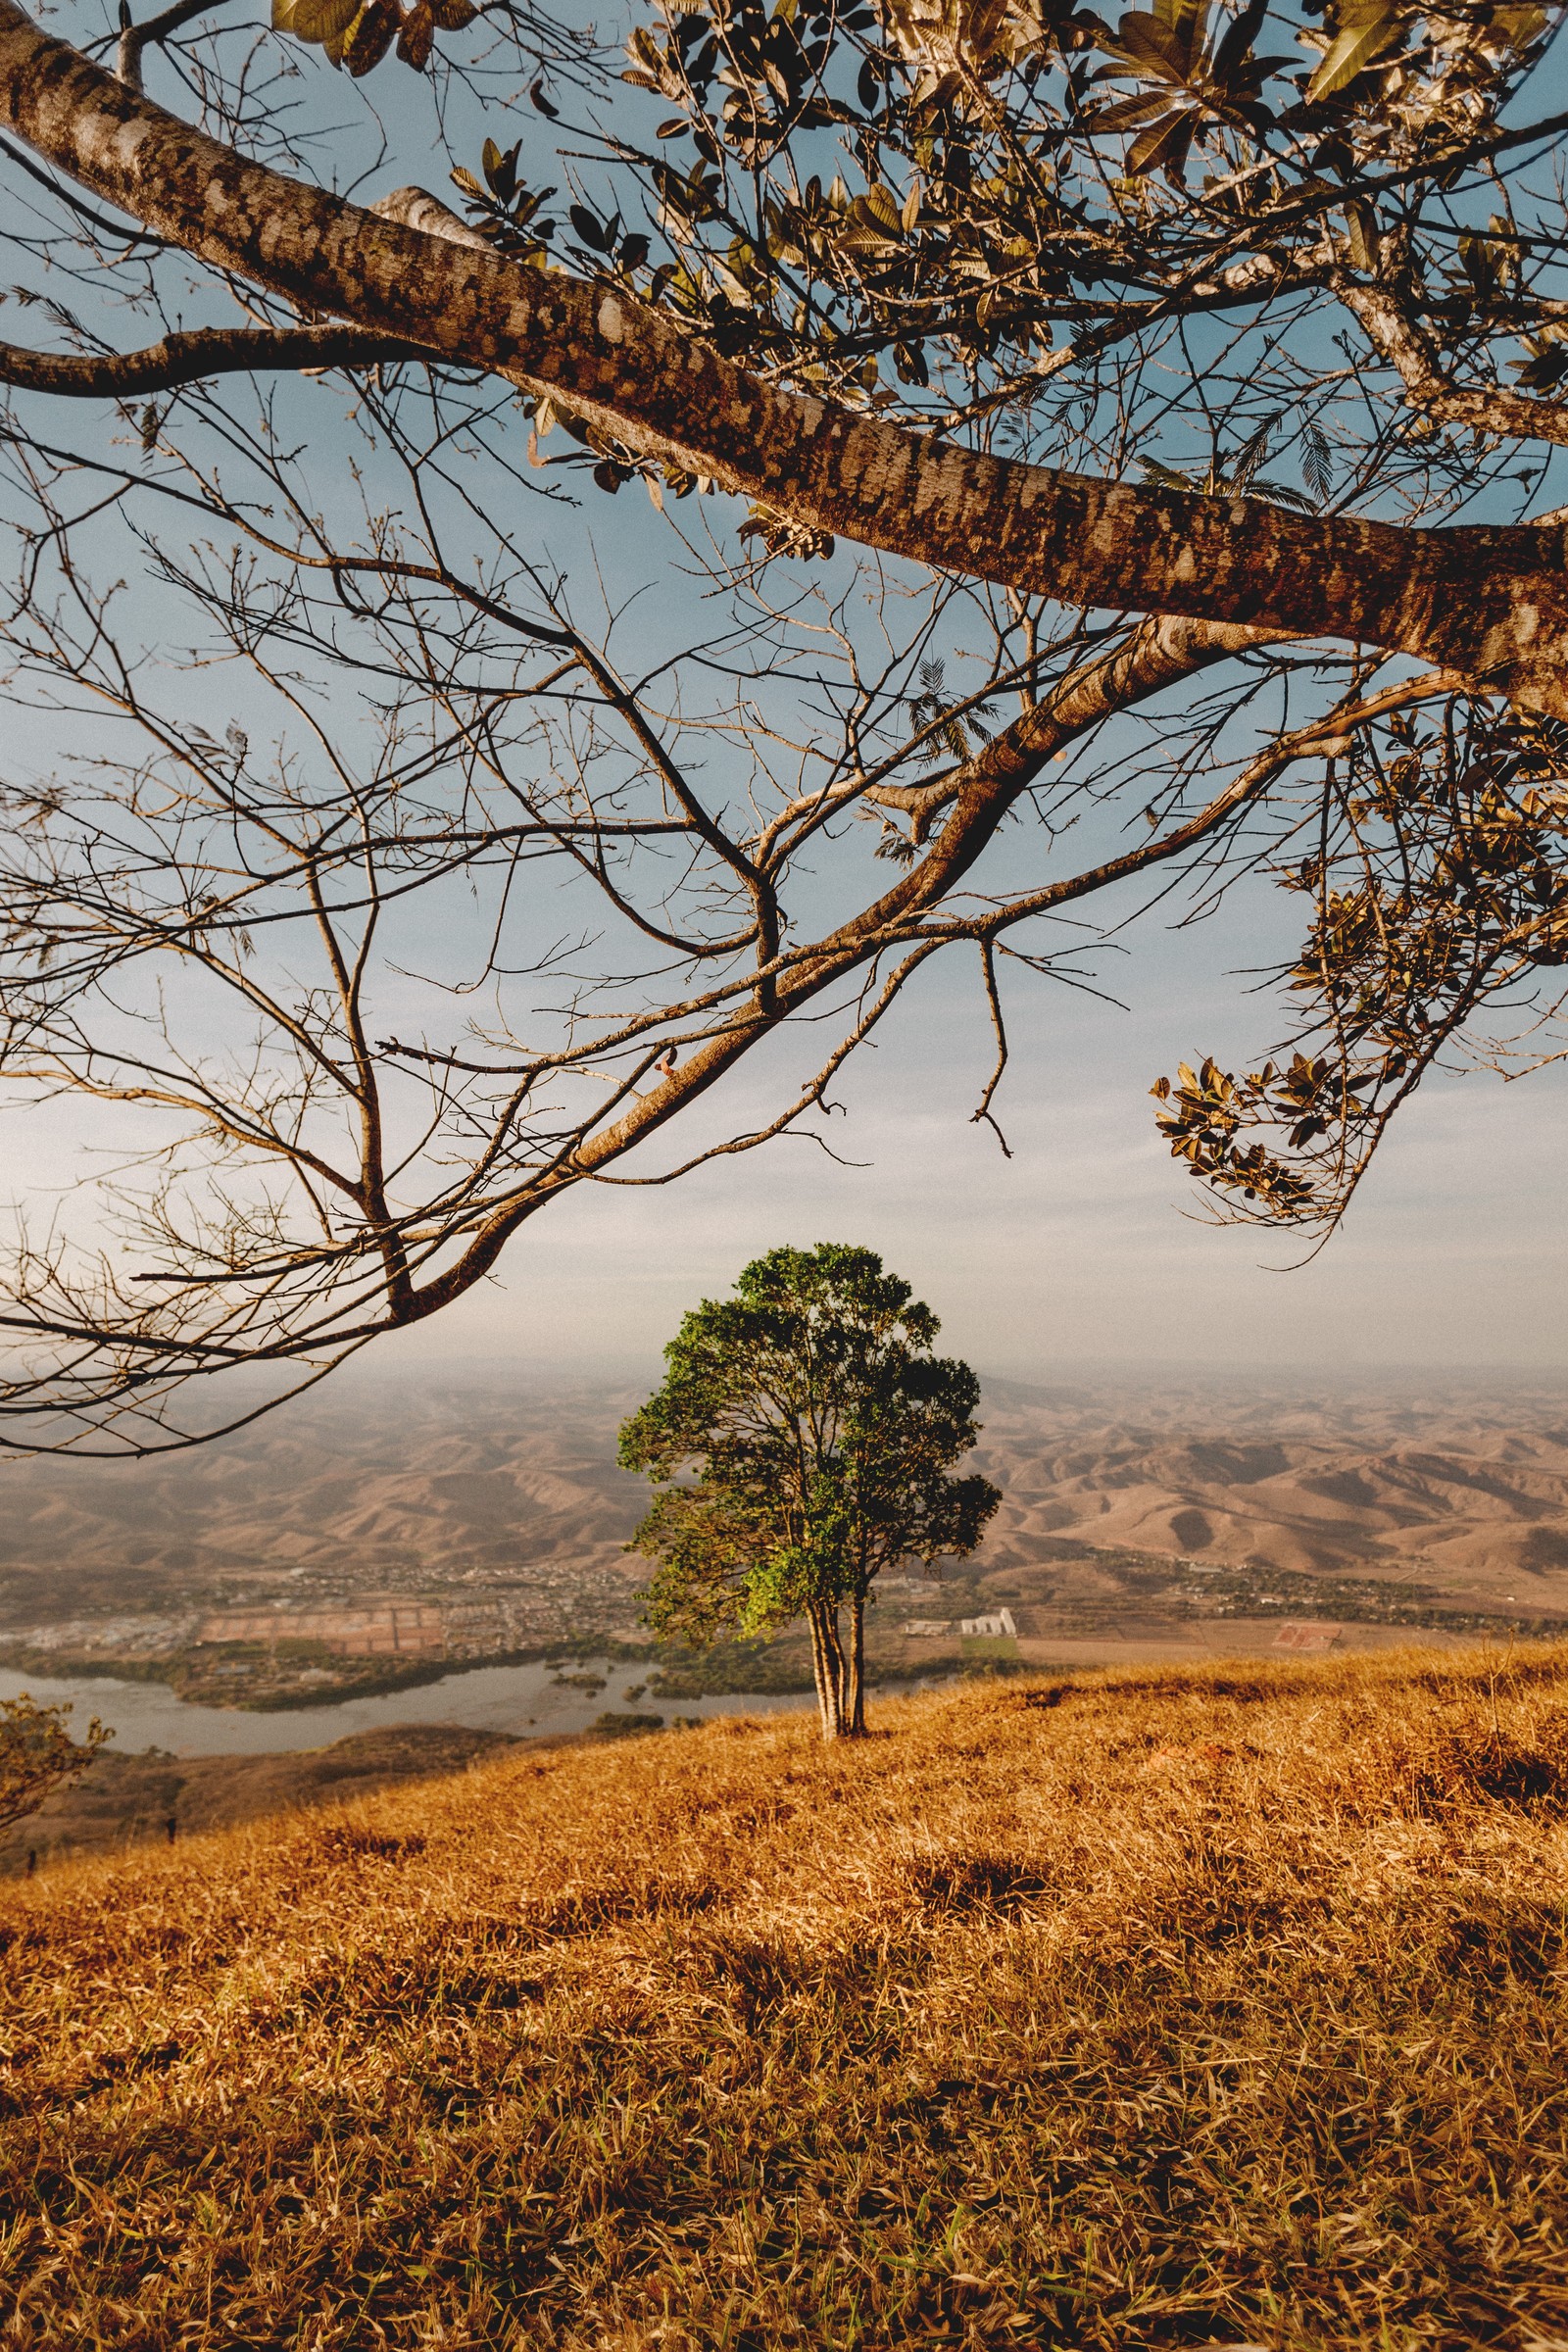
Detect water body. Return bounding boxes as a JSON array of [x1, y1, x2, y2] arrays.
[[0, 1665, 963, 1759], [0, 1657, 828, 1756]]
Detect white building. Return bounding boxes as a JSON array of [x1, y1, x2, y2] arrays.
[[958, 1609, 1017, 1639]]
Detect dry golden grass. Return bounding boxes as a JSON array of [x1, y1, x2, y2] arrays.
[[5, 1647, 1568, 2349]]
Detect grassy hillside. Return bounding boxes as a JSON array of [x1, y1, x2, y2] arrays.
[[5, 1649, 1568, 2349]]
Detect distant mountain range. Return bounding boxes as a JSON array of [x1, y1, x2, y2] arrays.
[[0, 1371, 651, 1627], [972, 1374, 1568, 1610], [4, 1366, 1568, 1630]]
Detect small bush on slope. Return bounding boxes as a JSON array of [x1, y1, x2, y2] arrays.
[[4, 1650, 1568, 2350]]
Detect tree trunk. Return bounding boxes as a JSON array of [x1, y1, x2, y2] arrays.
[[822, 1605, 848, 1741], [844, 1592, 866, 1739], [807, 1602, 844, 1741], [805, 1594, 867, 1740]]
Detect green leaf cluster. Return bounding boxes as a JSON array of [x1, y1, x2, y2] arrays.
[[618, 1243, 1000, 1649]]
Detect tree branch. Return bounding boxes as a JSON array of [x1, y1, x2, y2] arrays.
[[970, 941, 1012, 1158], [384, 624, 1332, 1316], [2, 1, 1567, 710], [815, 617, 1292, 955], [982, 668, 1472, 934], [114, 0, 230, 92], [861, 619, 1290, 846], [1339, 278, 1568, 451], [0, 320, 433, 398]]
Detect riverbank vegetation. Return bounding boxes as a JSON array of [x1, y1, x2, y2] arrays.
[[5, 1645, 1568, 2347], [0, 1694, 107, 1838], [0, 1725, 519, 1879]]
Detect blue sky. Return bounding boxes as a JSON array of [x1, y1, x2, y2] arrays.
[[4, 3, 1567, 1398]]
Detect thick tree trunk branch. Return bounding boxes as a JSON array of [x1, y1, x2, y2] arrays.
[[862, 616, 1288, 844], [0, 320, 429, 397], [2, 2, 1568, 710], [1340, 278, 1568, 450]]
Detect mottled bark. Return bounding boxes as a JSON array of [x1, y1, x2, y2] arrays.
[[1340, 279, 1568, 451], [2, 0, 1567, 712], [0, 321, 424, 397]]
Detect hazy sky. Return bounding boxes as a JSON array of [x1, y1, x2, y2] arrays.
[[15, 810, 1566, 1398], [371, 898, 1568, 1385], [10, 721, 1565, 1392]]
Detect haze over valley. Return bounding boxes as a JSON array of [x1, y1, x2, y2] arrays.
[[6, 1366, 1568, 1712]]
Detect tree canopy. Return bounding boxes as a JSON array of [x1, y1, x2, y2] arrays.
[[619, 1243, 999, 1737], [0, 0, 1565, 1447]]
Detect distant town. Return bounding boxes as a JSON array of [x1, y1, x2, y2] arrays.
[[0, 1553, 658, 1707], [12, 1571, 647, 1671], [2, 1539, 1553, 1715]]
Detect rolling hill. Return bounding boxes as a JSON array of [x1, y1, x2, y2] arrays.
[[4, 1369, 1568, 1655], [5, 1647, 1568, 2348], [971, 1374, 1568, 1606]]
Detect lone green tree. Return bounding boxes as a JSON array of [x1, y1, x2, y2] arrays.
[[619, 1244, 1000, 1741]]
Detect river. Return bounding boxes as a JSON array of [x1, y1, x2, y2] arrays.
[[0, 1656, 832, 1755]]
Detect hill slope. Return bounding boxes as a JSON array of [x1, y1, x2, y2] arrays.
[[0, 1371, 650, 1629], [972, 1375, 1568, 1599], [5, 1650, 1568, 2348]]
